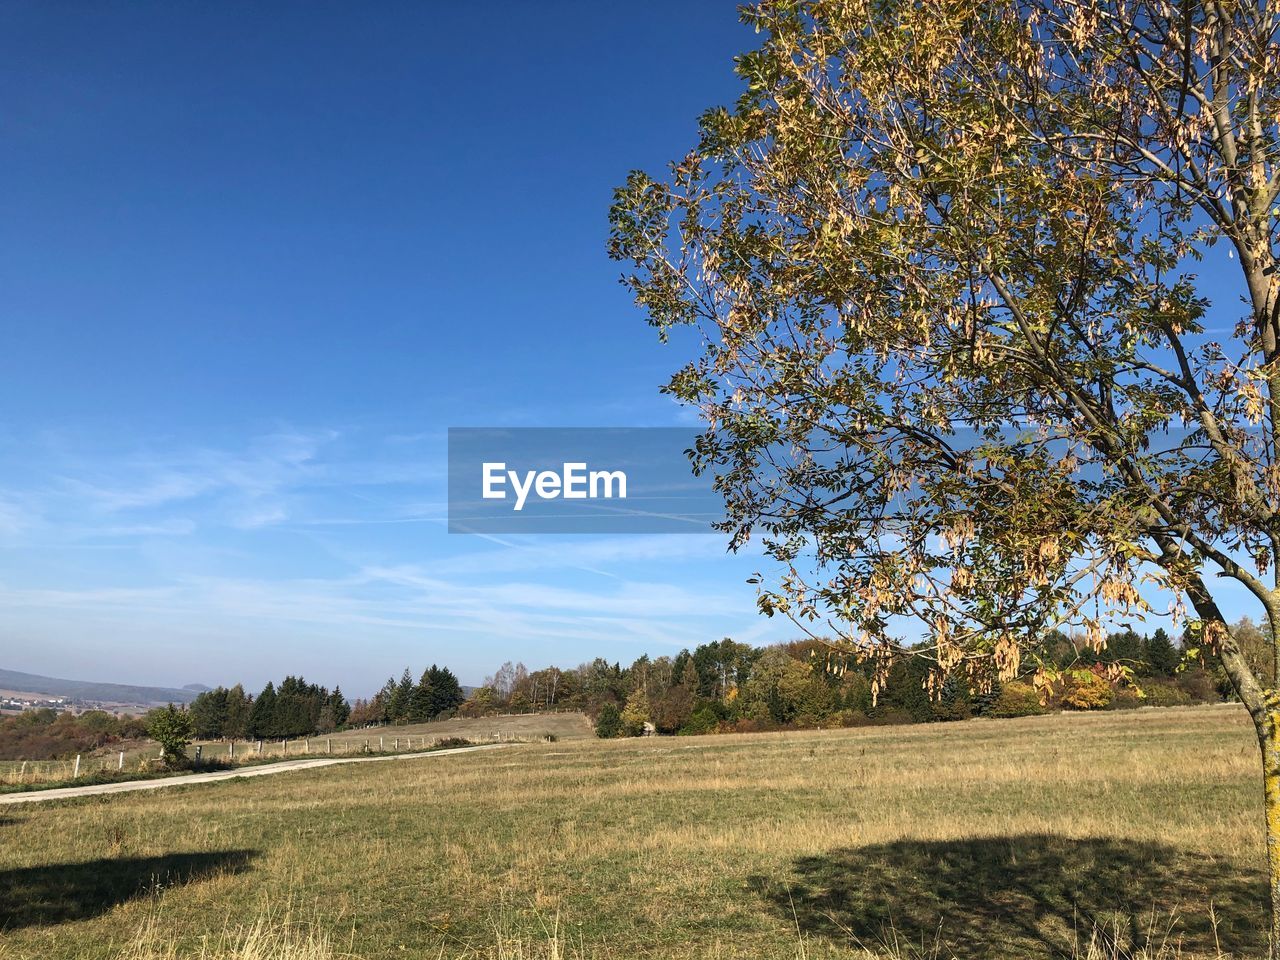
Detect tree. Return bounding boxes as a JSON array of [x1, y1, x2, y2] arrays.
[[388, 668, 414, 724], [653, 659, 699, 734], [224, 684, 251, 740], [610, 0, 1280, 947], [619, 688, 651, 737], [409, 668, 435, 723], [328, 687, 350, 729], [1145, 629, 1181, 678], [594, 702, 622, 739], [189, 687, 228, 739], [430, 666, 465, 717], [146, 703, 194, 769], [249, 681, 277, 740]]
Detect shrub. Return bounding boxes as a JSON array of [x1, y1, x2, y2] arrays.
[[1177, 666, 1219, 703], [678, 703, 721, 735], [988, 681, 1047, 718], [1141, 681, 1192, 708], [824, 709, 870, 728], [1060, 670, 1114, 711], [1106, 688, 1142, 710], [145, 704, 194, 769]]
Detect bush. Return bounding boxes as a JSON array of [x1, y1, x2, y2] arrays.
[[678, 703, 721, 735], [824, 709, 871, 728], [145, 704, 194, 769], [434, 737, 473, 748], [1060, 670, 1114, 711], [1177, 666, 1219, 703], [1141, 680, 1192, 708], [1106, 688, 1142, 710], [987, 681, 1047, 718], [0, 708, 135, 761]]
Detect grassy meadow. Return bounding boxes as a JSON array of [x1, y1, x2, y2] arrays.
[[0, 712, 593, 790], [0, 705, 1267, 959]]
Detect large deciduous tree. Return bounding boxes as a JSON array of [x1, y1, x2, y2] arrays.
[[609, 0, 1280, 947]]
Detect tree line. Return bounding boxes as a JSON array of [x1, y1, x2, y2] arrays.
[[188, 676, 349, 740], [347, 665, 466, 727], [455, 622, 1261, 738]]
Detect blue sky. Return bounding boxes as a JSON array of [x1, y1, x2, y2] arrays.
[[0, 1, 803, 693], [0, 3, 1263, 696]]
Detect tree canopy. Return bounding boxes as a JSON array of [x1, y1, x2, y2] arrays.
[[610, 0, 1279, 709]]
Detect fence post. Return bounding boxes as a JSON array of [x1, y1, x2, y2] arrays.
[[305, 738, 310, 754], [364, 738, 369, 752], [327, 738, 332, 754], [229, 741, 235, 760], [257, 740, 263, 755], [118, 751, 124, 770], [73, 755, 80, 778], [379, 736, 384, 751]]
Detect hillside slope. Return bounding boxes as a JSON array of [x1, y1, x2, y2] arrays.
[[0, 668, 198, 705]]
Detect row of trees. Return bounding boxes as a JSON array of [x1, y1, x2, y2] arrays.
[[188, 677, 350, 740], [459, 622, 1261, 738], [347, 665, 466, 727]]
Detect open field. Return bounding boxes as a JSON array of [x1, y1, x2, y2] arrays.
[[0, 704, 1266, 959], [323, 710, 596, 745]]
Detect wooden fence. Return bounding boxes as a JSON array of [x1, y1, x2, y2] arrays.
[[0, 730, 529, 787]]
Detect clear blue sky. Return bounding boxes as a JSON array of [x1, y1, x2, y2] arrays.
[[0, 1, 805, 694], [0, 3, 1259, 696]]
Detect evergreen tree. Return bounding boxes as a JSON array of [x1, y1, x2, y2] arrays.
[[189, 687, 229, 739], [594, 702, 622, 739], [328, 687, 350, 728], [409, 668, 435, 722], [249, 681, 277, 739], [387, 668, 414, 723], [430, 665, 465, 717], [224, 684, 251, 740], [1145, 629, 1181, 677]]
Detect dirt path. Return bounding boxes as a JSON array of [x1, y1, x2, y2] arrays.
[[0, 743, 510, 806]]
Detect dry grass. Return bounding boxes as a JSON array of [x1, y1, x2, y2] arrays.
[[0, 704, 1265, 959], [320, 712, 595, 748], [114, 911, 344, 960]]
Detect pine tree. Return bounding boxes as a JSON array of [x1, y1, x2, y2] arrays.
[[249, 681, 277, 739], [387, 668, 414, 723], [430, 665, 465, 717], [594, 702, 622, 739], [224, 684, 251, 740], [409, 668, 435, 722], [329, 687, 350, 728], [1145, 628, 1181, 677]]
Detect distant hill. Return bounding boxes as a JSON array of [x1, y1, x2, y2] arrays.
[[0, 668, 200, 706]]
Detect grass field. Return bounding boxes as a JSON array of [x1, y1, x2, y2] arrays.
[[0, 705, 1266, 959], [0, 713, 594, 788]]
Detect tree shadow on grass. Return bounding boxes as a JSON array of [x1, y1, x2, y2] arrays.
[[0, 849, 256, 930], [753, 835, 1265, 958]]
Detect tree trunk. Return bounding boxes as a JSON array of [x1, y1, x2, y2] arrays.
[[1256, 704, 1280, 958]]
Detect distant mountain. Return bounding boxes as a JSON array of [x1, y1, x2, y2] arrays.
[[0, 668, 200, 706], [183, 683, 213, 693]]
